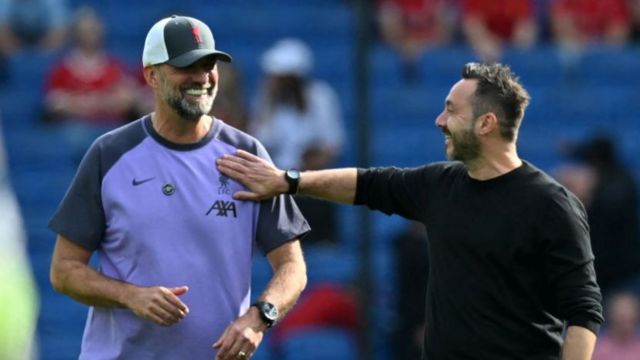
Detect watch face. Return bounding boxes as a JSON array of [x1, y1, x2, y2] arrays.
[[264, 303, 278, 320], [286, 169, 300, 180]]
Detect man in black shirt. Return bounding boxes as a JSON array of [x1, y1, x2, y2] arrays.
[[217, 63, 603, 359]]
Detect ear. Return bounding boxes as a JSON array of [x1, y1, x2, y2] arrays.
[[143, 66, 159, 88], [476, 112, 499, 136]]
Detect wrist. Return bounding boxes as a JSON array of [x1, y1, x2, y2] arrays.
[[283, 169, 300, 195], [248, 306, 269, 332], [251, 301, 279, 329], [117, 283, 138, 309]]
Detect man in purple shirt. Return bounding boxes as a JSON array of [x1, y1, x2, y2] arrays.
[[49, 15, 309, 360]]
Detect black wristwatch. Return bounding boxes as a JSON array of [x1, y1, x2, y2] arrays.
[[284, 169, 300, 195], [252, 301, 278, 328]]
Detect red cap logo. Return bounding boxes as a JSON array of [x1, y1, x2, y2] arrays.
[[192, 27, 203, 44]]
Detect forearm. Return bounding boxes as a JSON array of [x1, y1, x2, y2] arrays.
[[51, 259, 134, 308], [562, 325, 596, 360], [260, 260, 306, 318], [260, 241, 307, 318], [299, 168, 358, 204]]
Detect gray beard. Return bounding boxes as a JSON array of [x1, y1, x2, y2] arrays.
[[167, 95, 213, 122]]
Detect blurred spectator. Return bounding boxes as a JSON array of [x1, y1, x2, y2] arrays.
[[376, 0, 455, 80], [550, 0, 631, 50], [210, 62, 249, 132], [593, 292, 640, 360], [0, 0, 69, 56], [392, 221, 429, 360], [251, 38, 345, 171], [629, 0, 640, 41], [251, 38, 346, 246], [555, 136, 640, 297], [0, 120, 38, 360], [461, 0, 538, 61], [43, 7, 138, 126]]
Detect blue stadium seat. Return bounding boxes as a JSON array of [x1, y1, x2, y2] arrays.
[[576, 46, 640, 86], [304, 246, 359, 286], [502, 45, 567, 87]]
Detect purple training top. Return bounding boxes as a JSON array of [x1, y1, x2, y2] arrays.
[[49, 116, 310, 360]]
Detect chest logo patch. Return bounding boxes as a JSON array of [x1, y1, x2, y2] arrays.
[[206, 200, 237, 218], [218, 174, 231, 195], [162, 183, 176, 196]]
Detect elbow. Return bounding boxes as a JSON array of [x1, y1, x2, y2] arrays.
[[299, 264, 308, 295], [49, 261, 68, 293]]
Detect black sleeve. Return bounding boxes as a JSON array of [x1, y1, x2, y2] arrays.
[[540, 189, 604, 334], [354, 166, 429, 221], [49, 141, 105, 251]]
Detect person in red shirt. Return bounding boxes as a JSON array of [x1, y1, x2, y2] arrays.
[[461, 0, 538, 61], [44, 7, 138, 125], [377, 0, 454, 54], [550, 0, 630, 48], [377, 0, 455, 80]]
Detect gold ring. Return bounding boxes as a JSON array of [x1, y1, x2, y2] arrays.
[[237, 351, 247, 358]]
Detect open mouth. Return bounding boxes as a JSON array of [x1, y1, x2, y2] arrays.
[[184, 87, 210, 97]]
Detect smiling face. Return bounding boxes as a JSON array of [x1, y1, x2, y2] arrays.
[[435, 79, 481, 163], [155, 56, 219, 122]]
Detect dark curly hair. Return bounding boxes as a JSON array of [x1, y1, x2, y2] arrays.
[[462, 63, 530, 142]]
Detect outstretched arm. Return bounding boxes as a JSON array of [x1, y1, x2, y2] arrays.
[[217, 150, 358, 204], [50, 235, 189, 326]]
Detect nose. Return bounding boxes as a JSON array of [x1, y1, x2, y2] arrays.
[[189, 68, 210, 85], [435, 111, 446, 129]]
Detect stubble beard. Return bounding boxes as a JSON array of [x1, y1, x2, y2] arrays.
[[447, 126, 481, 163]]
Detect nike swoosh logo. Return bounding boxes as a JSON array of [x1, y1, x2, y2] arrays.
[[132, 177, 155, 186]]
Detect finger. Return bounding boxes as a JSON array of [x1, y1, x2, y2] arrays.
[[217, 162, 246, 178], [235, 149, 260, 161], [170, 286, 189, 296], [213, 326, 230, 349], [149, 307, 174, 326], [232, 191, 261, 201], [215, 328, 240, 359], [219, 153, 250, 167], [220, 338, 244, 360], [164, 289, 190, 315], [155, 297, 185, 322]]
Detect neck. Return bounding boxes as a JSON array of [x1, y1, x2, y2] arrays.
[[151, 105, 212, 144], [465, 142, 522, 180]]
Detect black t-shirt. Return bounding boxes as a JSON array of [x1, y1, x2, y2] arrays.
[[355, 161, 603, 360]]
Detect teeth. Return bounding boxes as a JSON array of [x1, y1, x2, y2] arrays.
[[185, 89, 207, 96]]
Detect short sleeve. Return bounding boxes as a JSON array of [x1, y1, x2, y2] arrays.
[[49, 141, 105, 251], [252, 141, 310, 254]]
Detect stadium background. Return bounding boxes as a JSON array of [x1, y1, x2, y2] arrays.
[[1, 0, 639, 359]]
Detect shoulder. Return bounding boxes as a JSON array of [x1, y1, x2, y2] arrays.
[[521, 162, 586, 216], [419, 161, 466, 181], [86, 117, 148, 172], [213, 118, 268, 156], [93, 117, 147, 152], [306, 80, 339, 100]]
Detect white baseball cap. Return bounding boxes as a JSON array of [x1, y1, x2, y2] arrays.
[[142, 15, 232, 68], [261, 38, 313, 76]]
